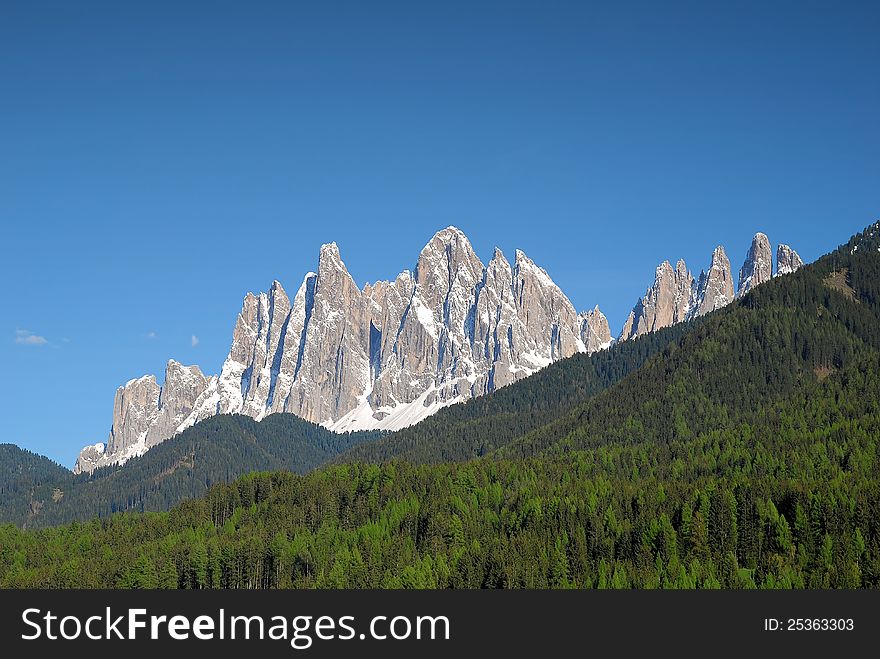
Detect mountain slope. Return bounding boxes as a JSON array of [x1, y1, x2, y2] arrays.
[[75, 226, 798, 472], [0, 445, 71, 526], [1, 350, 877, 588], [0, 316, 687, 526], [500, 222, 880, 459], [336, 223, 877, 466], [1, 415, 379, 527], [618, 233, 803, 343]]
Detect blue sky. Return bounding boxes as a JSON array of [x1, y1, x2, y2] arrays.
[[1, 1, 878, 466]]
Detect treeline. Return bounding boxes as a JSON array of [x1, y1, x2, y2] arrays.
[[0, 296, 690, 527]]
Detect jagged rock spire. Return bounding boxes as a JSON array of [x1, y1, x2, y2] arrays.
[[737, 233, 773, 298], [692, 246, 735, 317], [619, 259, 694, 341], [776, 244, 803, 276]]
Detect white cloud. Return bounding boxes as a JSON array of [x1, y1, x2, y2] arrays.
[[15, 329, 48, 346], [191, 334, 200, 347], [146, 331, 158, 339]]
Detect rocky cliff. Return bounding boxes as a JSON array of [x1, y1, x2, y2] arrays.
[[618, 233, 803, 342], [75, 227, 611, 472], [737, 232, 773, 297], [776, 244, 804, 276]]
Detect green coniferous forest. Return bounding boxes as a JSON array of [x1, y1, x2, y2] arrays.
[[0, 415, 381, 527], [0, 305, 688, 527], [1, 223, 878, 589]]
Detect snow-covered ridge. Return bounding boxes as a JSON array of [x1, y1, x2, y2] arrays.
[[74, 226, 613, 473]]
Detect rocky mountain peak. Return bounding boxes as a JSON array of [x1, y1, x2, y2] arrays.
[[416, 226, 477, 268], [776, 244, 804, 276], [162, 360, 205, 393], [675, 259, 689, 278], [692, 245, 734, 317], [737, 232, 773, 298], [319, 241, 341, 259], [268, 279, 287, 298], [486, 247, 512, 278], [491, 246, 507, 264], [513, 248, 534, 268], [710, 245, 730, 271], [415, 227, 483, 321], [579, 306, 613, 353], [619, 257, 694, 341], [512, 248, 582, 360], [621, 232, 802, 346], [317, 242, 353, 279], [433, 225, 468, 242], [74, 360, 213, 474]]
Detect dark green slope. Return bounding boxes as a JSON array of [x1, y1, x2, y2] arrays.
[[498, 222, 880, 459], [0, 414, 379, 527], [0, 444, 71, 489], [1, 350, 877, 588], [0, 445, 71, 526]]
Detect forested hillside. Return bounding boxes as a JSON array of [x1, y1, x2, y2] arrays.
[[1, 349, 877, 588], [0, 224, 878, 589], [0, 445, 71, 524], [499, 223, 880, 459], [0, 414, 379, 527]]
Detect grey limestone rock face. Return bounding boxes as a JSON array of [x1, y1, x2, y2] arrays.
[[76, 227, 614, 470], [692, 245, 735, 318], [579, 306, 612, 353], [512, 249, 584, 363], [73, 442, 106, 474], [619, 259, 695, 341], [470, 248, 520, 393], [75, 227, 807, 471], [619, 232, 801, 346], [74, 361, 211, 473], [105, 375, 160, 457], [776, 244, 804, 276], [145, 361, 210, 449], [282, 243, 372, 423], [737, 233, 773, 298]]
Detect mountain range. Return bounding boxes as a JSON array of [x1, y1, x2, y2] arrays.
[[2, 221, 877, 588], [74, 227, 801, 473]]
